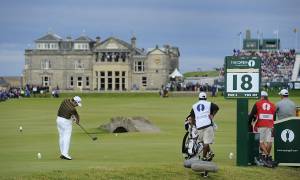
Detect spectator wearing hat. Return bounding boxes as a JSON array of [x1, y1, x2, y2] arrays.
[[56, 96, 82, 160], [187, 91, 219, 161], [276, 89, 296, 120], [249, 91, 277, 167]]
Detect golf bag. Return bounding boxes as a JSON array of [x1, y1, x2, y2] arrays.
[[182, 123, 203, 159]]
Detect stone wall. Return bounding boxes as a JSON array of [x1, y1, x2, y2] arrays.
[[99, 116, 160, 133]]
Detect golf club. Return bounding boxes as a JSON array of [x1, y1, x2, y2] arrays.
[[77, 123, 98, 141]]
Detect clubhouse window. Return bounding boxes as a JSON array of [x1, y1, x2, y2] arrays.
[[142, 77, 147, 87], [86, 76, 89, 86], [134, 61, 144, 72], [70, 76, 74, 87]]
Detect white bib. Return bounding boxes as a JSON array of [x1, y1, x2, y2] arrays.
[[192, 100, 212, 128]]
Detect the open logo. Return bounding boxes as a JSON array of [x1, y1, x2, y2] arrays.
[[281, 129, 295, 143], [248, 60, 255, 67], [262, 103, 271, 111]]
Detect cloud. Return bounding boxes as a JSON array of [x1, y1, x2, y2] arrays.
[[0, 50, 23, 63], [180, 55, 223, 73], [0, 45, 24, 76], [0, 0, 299, 76]]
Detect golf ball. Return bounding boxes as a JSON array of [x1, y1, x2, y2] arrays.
[[19, 126, 23, 132], [37, 153, 42, 159], [229, 152, 234, 159]]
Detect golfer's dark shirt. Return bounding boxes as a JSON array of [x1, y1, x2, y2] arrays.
[[57, 99, 79, 120]]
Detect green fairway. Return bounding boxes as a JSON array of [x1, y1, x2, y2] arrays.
[[0, 94, 299, 179]]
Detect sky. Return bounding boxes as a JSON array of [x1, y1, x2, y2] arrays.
[[0, 0, 300, 76]]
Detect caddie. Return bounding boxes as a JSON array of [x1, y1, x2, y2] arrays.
[[249, 91, 277, 167], [187, 92, 219, 161]]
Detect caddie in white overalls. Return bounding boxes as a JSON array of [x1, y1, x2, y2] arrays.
[[188, 92, 219, 161]]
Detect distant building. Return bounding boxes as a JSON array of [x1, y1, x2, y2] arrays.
[[24, 32, 180, 91], [0, 77, 9, 90], [0, 76, 21, 90], [243, 30, 280, 51]]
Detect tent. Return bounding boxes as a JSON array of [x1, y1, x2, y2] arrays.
[[169, 68, 183, 78]]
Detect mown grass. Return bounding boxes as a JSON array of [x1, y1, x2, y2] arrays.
[[183, 71, 219, 77], [0, 94, 299, 179]]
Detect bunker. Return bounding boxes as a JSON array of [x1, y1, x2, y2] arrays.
[[100, 116, 160, 133]]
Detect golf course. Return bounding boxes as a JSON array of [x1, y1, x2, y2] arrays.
[[0, 92, 299, 179]]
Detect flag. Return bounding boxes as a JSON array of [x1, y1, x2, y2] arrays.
[[273, 30, 279, 35], [237, 32, 242, 36], [294, 28, 298, 33]]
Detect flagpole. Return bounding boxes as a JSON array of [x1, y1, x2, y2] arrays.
[[295, 29, 298, 51], [257, 30, 260, 52], [239, 32, 242, 50], [297, 31, 298, 51], [274, 30, 279, 51], [277, 31, 279, 51]]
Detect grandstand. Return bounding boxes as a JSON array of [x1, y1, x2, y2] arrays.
[[291, 53, 300, 81], [220, 30, 300, 89], [234, 50, 296, 83]]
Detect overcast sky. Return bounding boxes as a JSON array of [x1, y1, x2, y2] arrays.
[[0, 0, 300, 76]]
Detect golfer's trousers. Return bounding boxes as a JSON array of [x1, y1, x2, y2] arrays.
[[56, 116, 72, 157]]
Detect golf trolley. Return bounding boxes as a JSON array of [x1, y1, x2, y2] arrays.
[[182, 124, 203, 160]]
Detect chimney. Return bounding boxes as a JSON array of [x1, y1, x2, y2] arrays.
[[66, 36, 72, 41], [131, 36, 136, 49], [163, 44, 170, 53], [96, 36, 101, 44]]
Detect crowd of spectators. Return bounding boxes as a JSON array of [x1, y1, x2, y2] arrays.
[[161, 82, 219, 97], [25, 84, 50, 96], [0, 87, 22, 101], [0, 84, 58, 102], [232, 49, 296, 83], [183, 83, 217, 94]]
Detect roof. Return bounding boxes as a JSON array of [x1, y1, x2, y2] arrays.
[[96, 37, 145, 55], [1, 76, 21, 87], [169, 47, 180, 56], [147, 46, 167, 54], [0, 77, 9, 86], [74, 35, 94, 42], [101, 37, 132, 49], [148, 46, 180, 56], [169, 68, 183, 78], [35, 33, 62, 42]]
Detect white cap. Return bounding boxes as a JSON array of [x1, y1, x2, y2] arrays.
[[73, 96, 82, 107], [199, 92, 207, 99], [261, 91, 268, 97], [279, 89, 289, 96]]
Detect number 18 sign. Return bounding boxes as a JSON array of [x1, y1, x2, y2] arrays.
[[224, 56, 261, 98]]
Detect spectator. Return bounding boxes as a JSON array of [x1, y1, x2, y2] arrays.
[[52, 87, 60, 98], [33, 86, 37, 97], [211, 85, 217, 97], [276, 89, 296, 120], [230, 50, 296, 83]]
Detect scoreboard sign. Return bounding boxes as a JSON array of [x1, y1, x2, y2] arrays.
[[225, 56, 261, 98]]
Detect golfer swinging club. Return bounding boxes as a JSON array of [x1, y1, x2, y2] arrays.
[[56, 96, 82, 160]]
